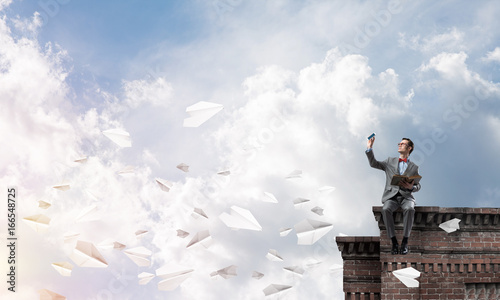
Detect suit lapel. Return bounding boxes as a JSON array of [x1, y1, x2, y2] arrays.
[[402, 162, 415, 176]]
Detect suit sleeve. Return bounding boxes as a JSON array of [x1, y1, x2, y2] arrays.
[[412, 166, 421, 193], [365, 149, 387, 171]]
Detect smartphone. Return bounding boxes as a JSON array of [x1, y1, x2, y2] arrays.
[[367, 133, 376, 140]]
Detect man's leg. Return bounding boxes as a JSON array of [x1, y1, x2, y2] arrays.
[[382, 200, 399, 238], [400, 199, 415, 255]]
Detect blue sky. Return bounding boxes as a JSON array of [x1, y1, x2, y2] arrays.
[[1, 0, 500, 299]]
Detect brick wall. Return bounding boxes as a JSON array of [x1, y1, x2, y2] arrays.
[[336, 206, 500, 300]]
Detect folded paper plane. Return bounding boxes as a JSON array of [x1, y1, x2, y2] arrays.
[[210, 265, 237, 279], [135, 230, 148, 239], [38, 200, 51, 209], [183, 101, 223, 127], [311, 206, 324, 216], [123, 246, 152, 267], [217, 170, 230, 176], [285, 170, 302, 179], [102, 129, 132, 147], [293, 198, 310, 209], [283, 266, 305, 277], [63, 232, 80, 244], [75, 204, 99, 222], [318, 186, 336, 193], [138, 272, 155, 285], [329, 263, 343, 272], [51, 262, 74, 277], [219, 205, 262, 231], [53, 183, 70, 191], [252, 271, 264, 280], [176, 163, 189, 172], [74, 155, 88, 163], [263, 192, 278, 203], [177, 229, 189, 238], [294, 219, 333, 245], [393, 267, 421, 288], [118, 165, 135, 175], [38, 289, 66, 300], [23, 214, 50, 233], [70, 241, 108, 268], [192, 208, 208, 219], [113, 242, 126, 250], [263, 284, 292, 296], [266, 249, 283, 262], [439, 218, 461, 233], [155, 178, 173, 192], [279, 228, 292, 237], [186, 230, 212, 249], [156, 264, 194, 291]]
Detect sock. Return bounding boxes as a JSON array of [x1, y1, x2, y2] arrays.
[[402, 237, 408, 244], [391, 236, 398, 245]]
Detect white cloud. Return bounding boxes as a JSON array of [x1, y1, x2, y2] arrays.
[[398, 27, 466, 54], [122, 77, 173, 108], [483, 47, 500, 63]]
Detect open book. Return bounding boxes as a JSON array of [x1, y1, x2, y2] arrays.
[[391, 175, 422, 186]]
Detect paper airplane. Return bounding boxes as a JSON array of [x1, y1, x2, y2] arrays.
[[285, 170, 302, 179], [38, 289, 66, 300], [176, 163, 189, 172], [263, 284, 292, 296], [305, 259, 322, 269], [279, 228, 292, 237], [102, 129, 132, 147], [319, 186, 336, 193], [155, 178, 173, 192], [266, 249, 283, 262], [70, 241, 108, 268], [293, 198, 310, 209], [294, 219, 333, 245], [123, 246, 152, 267], [135, 230, 148, 239], [186, 230, 212, 249], [38, 200, 51, 209], [192, 208, 209, 219], [393, 267, 421, 288], [23, 214, 50, 233], [311, 206, 324, 216], [177, 229, 189, 238], [75, 204, 99, 222], [53, 183, 70, 191], [183, 101, 223, 127], [138, 272, 155, 285], [51, 262, 74, 277], [263, 192, 278, 203], [219, 205, 262, 231], [329, 263, 343, 272], [439, 218, 461, 233], [284, 266, 305, 277], [210, 265, 237, 279], [97, 239, 115, 250], [118, 165, 135, 175], [156, 264, 194, 291], [63, 232, 80, 244], [252, 271, 264, 280], [113, 242, 126, 250], [217, 170, 230, 176], [74, 155, 88, 163]]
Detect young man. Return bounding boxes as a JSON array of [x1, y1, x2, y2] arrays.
[[366, 137, 421, 255]]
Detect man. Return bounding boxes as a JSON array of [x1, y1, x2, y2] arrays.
[[366, 136, 421, 255]]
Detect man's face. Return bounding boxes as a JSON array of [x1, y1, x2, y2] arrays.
[[398, 140, 411, 155]]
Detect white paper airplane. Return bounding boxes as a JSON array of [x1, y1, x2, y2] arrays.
[[329, 263, 343, 272], [23, 214, 50, 233], [156, 264, 194, 291], [393, 267, 421, 288], [155, 178, 173, 192], [135, 230, 148, 239], [118, 165, 135, 175], [186, 230, 212, 249], [70, 241, 108, 268], [217, 170, 231, 176], [219, 205, 262, 231], [183, 101, 223, 127], [439, 218, 461, 233], [266, 249, 283, 262], [252, 271, 264, 280], [192, 207, 209, 219], [123, 246, 152, 267], [176, 163, 189, 172], [51, 262, 74, 277], [293, 198, 310, 209], [102, 129, 132, 147], [210, 265, 237, 279], [285, 170, 302, 179], [53, 183, 70, 191], [113, 242, 126, 250], [75, 204, 99, 222], [294, 219, 333, 245], [177, 229, 189, 238], [279, 228, 292, 237], [263, 192, 278, 203], [63, 232, 80, 244], [283, 266, 305, 277], [38, 200, 51, 209], [38, 289, 66, 300], [74, 155, 88, 163], [263, 284, 292, 296], [305, 259, 322, 269], [318, 186, 336, 193], [311, 206, 324, 216], [138, 272, 155, 285]]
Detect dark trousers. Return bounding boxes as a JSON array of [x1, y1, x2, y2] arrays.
[[382, 194, 415, 239]]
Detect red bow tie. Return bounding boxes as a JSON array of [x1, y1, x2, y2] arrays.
[[399, 158, 407, 162]]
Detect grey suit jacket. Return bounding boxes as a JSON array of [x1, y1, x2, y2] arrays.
[[366, 149, 421, 203]]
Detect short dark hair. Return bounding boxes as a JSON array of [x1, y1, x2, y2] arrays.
[[402, 138, 414, 155]]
